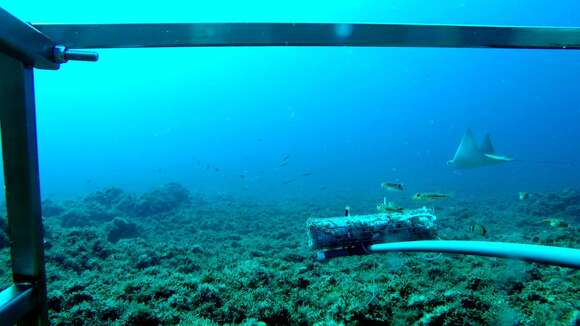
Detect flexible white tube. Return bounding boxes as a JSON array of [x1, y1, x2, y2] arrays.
[[369, 240, 580, 269]]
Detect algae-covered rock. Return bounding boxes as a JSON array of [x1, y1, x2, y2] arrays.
[[45, 227, 109, 273], [60, 203, 116, 228], [84, 187, 124, 207], [42, 199, 65, 217], [125, 304, 161, 326], [84, 187, 137, 216], [520, 190, 580, 217], [240, 318, 267, 326], [135, 183, 191, 217], [56, 188, 139, 227], [136, 253, 159, 270], [106, 217, 139, 243]]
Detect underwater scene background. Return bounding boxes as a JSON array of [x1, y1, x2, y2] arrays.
[[0, 1, 579, 325]]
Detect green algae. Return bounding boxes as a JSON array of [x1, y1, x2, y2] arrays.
[[0, 185, 578, 325]]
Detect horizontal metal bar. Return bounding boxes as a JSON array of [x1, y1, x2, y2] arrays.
[[0, 8, 58, 70], [33, 22, 580, 50], [0, 284, 35, 325]]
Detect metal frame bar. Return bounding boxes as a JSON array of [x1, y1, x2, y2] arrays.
[[1, 5, 580, 326], [0, 284, 36, 325], [0, 52, 48, 325], [34, 22, 580, 51]]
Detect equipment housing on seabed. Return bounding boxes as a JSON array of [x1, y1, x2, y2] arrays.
[[307, 207, 438, 251]]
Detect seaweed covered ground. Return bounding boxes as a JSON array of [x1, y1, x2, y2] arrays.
[[0, 183, 578, 325]]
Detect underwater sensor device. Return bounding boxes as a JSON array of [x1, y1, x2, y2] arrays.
[[307, 209, 580, 269], [308, 207, 438, 252]]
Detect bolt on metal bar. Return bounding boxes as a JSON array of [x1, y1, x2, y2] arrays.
[[0, 52, 48, 326]]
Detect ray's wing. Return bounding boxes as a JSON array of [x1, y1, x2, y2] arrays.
[[452, 129, 481, 161], [480, 133, 495, 154]]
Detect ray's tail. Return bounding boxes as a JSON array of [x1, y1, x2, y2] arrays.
[[513, 159, 576, 167]]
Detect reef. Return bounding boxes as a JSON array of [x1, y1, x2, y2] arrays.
[[43, 183, 192, 228], [518, 189, 580, 221], [0, 183, 578, 325], [135, 182, 192, 217], [106, 217, 140, 243]]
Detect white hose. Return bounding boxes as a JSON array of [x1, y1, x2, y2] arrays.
[[368, 240, 580, 269]]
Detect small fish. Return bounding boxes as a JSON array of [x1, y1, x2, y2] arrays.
[[470, 223, 487, 236], [377, 197, 404, 213], [384, 202, 404, 213], [238, 174, 245, 179], [282, 154, 291, 161], [279, 162, 289, 167], [319, 186, 328, 190], [387, 202, 404, 213], [412, 193, 451, 201], [282, 178, 297, 184], [205, 164, 210, 170], [518, 192, 529, 200], [214, 167, 220, 172], [543, 218, 568, 228], [345, 206, 351, 216], [299, 172, 313, 177], [381, 182, 404, 192]]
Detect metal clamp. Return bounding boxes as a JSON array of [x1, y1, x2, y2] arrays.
[[53, 45, 98, 63]]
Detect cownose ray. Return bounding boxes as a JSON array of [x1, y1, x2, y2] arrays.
[[447, 129, 513, 169]]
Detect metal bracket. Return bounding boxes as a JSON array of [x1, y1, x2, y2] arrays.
[[0, 8, 58, 69], [0, 8, 99, 69]]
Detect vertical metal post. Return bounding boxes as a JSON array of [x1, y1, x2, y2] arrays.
[[0, 52, 48, 325]]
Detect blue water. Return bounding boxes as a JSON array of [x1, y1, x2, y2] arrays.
[[3, 1, 580, 201]]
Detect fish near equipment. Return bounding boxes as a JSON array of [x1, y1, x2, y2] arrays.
[[307, 209, 580, 269]]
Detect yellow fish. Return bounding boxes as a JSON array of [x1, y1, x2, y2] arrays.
[[381, 182, 404, 192], [377, 198, 404, 213], [412, 193, 451, 201], [543, 218, 568, 228]]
